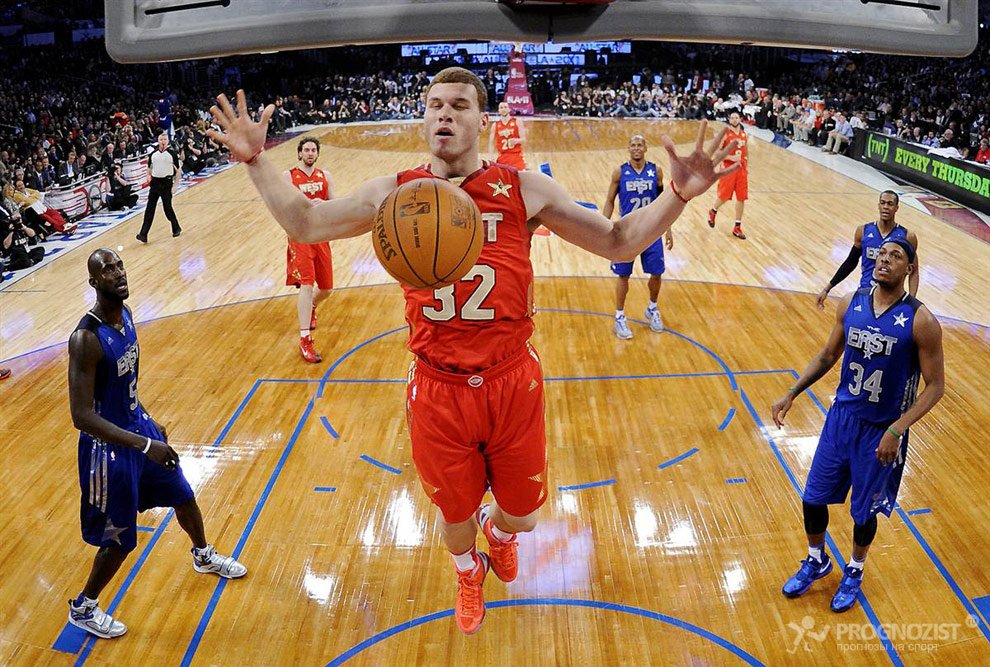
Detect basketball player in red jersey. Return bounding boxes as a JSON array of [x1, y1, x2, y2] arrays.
[[488, 101, 527, 170], [285, 137, 334, 363], [208, 69, 738, 635], [707, 111, 749, 240]]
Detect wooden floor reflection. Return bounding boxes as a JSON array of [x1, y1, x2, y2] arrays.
[[1, 119, 989, 666]]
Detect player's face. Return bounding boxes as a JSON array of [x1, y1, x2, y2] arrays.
[[299, 143, 319, 166], [91, 253, 129, 301], [874, 243, 911, 288], [878, 194, 898, 222], [424, 83, 487, 162], [729, 113, 741, 127], [498, 102, 510, 118], [628, 138, 647, 162]]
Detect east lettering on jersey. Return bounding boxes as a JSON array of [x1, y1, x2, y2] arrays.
[[617, 160, 662, 216]]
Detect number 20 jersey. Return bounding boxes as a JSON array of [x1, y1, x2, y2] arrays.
[[397, 163, 535, 373], [835, 287, 921, 424]]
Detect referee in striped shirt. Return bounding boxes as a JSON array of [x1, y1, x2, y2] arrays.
[[136, 133, 182, 242]]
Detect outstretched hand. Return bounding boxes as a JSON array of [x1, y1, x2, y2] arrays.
[[663, 121, 740, 201], [206, 90, 274, 163]]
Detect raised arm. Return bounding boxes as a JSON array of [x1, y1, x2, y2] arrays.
[[207, 90, 391, 243], [522, 121, 738, 261], [601, 166, 622, 220], [772, 293, 851, 427]]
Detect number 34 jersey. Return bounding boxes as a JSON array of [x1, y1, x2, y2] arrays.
[[835, 287, 922, 424], [397, 163, 535, 374]]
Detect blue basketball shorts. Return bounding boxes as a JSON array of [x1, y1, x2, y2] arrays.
[[78, 417, 194, 553], [803, 401, 908, 525], [611, 236, 666, 277]]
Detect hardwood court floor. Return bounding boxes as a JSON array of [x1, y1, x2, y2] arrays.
[[1, 119, 989, 666]]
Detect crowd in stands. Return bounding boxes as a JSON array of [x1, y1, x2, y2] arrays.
[[2, 22, 989, 277]]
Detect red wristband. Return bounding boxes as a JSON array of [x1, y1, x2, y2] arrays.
[[669, 180, 690, 203], [245, 148, 263, 165]]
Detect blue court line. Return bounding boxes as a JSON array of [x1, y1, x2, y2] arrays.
[[0, 288, 47, 293], [260, 369, 791, 385], [325, 598, 764, 666], [580, 119, 600, 139], [558, 478, 616, 492], [539, 162, 553, 178], [718, 408, 737, 431], [658, 447, 699, 470], [787, 370, 829, 415], [314, 486, 337, 493], [320, 416, 339, 439], [316, 326, 406, 398], [726, 478, 748, 484], [359, 454, 402, 475], [563, 119, 581, 141], [64, 377, 268, 663], [973, 596, 990, 629], [906, 508, 932, 516], [542, 308, 739, 391], [136, 525, 155, 533], [737, 388, 902, 665], [793, 373, 990, 645], [179, 397, 316, 667]]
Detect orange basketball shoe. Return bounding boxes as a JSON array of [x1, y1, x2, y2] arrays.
[[455, 551, 490, 635], [733, 224, 747, 240], [476, 504, 518, 582], [707, 208, 717, 228], [309, 307, 318, 330], [299, 336, 322, 363]]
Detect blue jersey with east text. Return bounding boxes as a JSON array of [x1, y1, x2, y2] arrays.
[[74, 308, 143, 430], [617, 161, 662, 216], [859, 222, 909, 288], [834, 288, 921, 423]]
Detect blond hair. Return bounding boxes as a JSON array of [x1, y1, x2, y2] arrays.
[[426, 67, 488, 111]]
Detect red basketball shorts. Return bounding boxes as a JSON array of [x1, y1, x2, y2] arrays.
[[717, 169, 748, 202], [497, 152, 526, 171], [286, 240, 333, 288], [406, 343, 547, 524]]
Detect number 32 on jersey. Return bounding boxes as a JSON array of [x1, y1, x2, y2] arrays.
[[422, 265, 496, 321]]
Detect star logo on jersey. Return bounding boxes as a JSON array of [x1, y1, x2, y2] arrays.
[[893, 313, 908, 327], [647, 168, 655, 178], [489, 179, 512, 198], [102, 517, 127, 545]]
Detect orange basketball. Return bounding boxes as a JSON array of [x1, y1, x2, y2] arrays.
[[372, 178, 483, 289]]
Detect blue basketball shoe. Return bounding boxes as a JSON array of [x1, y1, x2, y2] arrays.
[[830, 566, 864, 613], [782, 552, 833, 598]]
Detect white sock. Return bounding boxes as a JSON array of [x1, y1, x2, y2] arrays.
[[848, 557, 865, 572], [735, 220, 742, 226], [300, 329, 310, 339], [451, 547, 477, 572], [808, 543, 824, 562], [492, 524, 515, 543], [193, 544, 212, 557], [615, 309, 625, 319], [74, 593, 97, 606], [648, 300, 658, 311]]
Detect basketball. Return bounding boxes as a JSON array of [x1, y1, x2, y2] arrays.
[[373, 178, 483, 289]]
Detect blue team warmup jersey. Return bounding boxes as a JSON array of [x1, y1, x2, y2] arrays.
[[611, 161, 667, 276], [859, 222, 909, 289], [74, 308, 193, 553], [835, 287, 921, 423]]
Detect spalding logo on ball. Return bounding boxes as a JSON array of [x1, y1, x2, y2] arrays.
[[373, 178, 483, 289]]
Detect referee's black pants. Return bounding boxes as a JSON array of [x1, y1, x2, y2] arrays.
[[139, 176, 180, 237]]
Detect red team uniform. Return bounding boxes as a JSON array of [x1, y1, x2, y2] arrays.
[[493, 117, 526, 171], [717, 125, 749, 202], [286, 167, 334, 288], [398, 163, 546, 524]]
